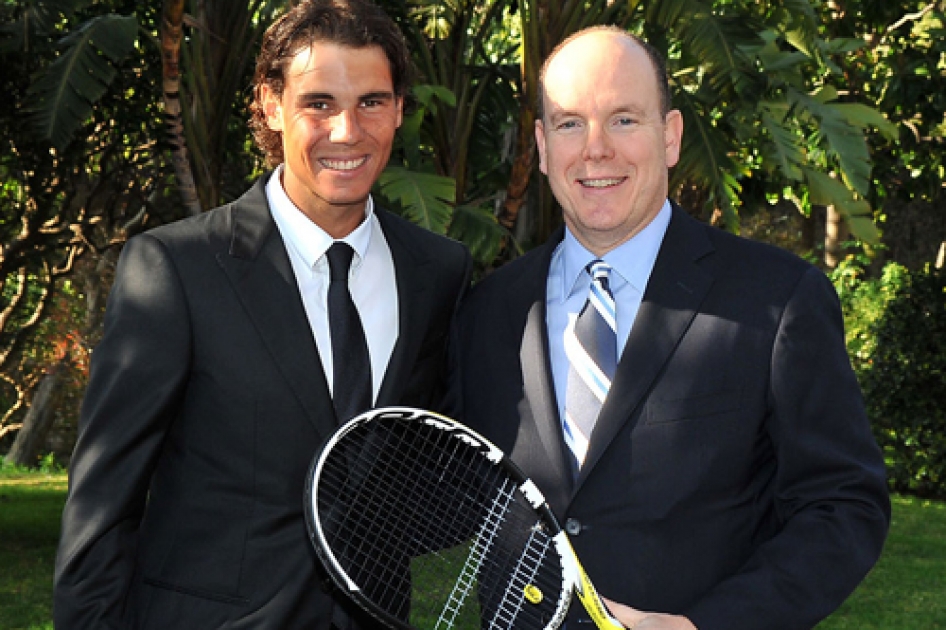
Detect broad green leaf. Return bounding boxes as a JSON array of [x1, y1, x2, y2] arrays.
[[802, 167, 879, 244], [0, 0, 94, 52], [789, 87, 871, 196], [447, 204, 507, 264], [413, 84, 457, 113], [811, 85, 839, 104], [26, 14, 138, 150], [376, 167, 455, 234], [833, 103, 899, 141], [673, 89, 744, 226], [761, 110, 805, 181], [673, 10, 762, 99]]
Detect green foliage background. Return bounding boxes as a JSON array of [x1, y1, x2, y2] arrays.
[[834, 261, 946, 499]]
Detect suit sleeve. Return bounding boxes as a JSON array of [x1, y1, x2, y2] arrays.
[[684, 267, 891, 630], [53, 234, 192, 630], [439, 245, 473, 421]]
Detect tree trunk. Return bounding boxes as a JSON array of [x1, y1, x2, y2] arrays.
[[4, 359, 67, 467], [824, 204, 848, 269], [2, 249, 116, 466], [161, 0, 202, 215]]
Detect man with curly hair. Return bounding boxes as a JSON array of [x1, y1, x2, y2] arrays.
[[54, 1, 471, 628]]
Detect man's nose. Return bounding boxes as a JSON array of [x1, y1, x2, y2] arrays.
[[329, 109, 364, 144], [582, 122, 615, 161]]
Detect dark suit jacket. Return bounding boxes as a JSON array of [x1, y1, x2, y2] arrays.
[[54, 174, 472, 629], [457, 204, 889, 630]]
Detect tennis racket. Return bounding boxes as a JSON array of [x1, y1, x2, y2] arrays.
[[303, 406, 624, 630]]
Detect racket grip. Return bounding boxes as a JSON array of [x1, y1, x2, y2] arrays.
[[555, 534, 626, 630], [574, 561, 625, 630]]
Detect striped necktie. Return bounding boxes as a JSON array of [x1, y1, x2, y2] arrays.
[[563, 260, 617, 469]]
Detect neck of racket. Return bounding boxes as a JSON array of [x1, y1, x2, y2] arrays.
[[554, 533, 626, 630]]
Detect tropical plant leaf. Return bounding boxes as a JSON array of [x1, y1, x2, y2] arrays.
[[26, 13, 137, 150], [755, 31, 809, 73], [802, 167, 879, 244], [0, 0, 93, 52], [447, 203, 507, 264], [788, 86, 872, 196], [777, 0, 819, 35], [413, 84, 457, 112], [833, 103, 900, 141], [678, 13, 762, 99], [761, 108, 805, 181], [672, 88, 744, 225], [654, 0, 762, 100], [376, 167, 455, 234]]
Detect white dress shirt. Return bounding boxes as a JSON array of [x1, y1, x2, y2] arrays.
[[266, 166, 398, 402], [546, 200, 672, 421]]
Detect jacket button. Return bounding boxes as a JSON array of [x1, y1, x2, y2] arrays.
[[565, 518, 582, 536]]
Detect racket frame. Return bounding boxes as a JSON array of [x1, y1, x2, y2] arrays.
[[304, 406, 624, 630]]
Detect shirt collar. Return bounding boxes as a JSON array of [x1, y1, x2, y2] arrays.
[[265, 164, 375, 272], [560, 199, 672, 301]]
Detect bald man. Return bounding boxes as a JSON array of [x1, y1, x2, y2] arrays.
[[457, 27, 888, 630]]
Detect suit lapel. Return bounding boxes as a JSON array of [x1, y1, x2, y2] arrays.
[[375, 210, 433, 406], [508, 231, 576, 506], [575, 207, 716, 489], [215, 175, 338, 438]]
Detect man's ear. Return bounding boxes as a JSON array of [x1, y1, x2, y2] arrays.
[[535, 118, 548, 175], [664, 109, 684, 169], [261, 84, 284, 132]]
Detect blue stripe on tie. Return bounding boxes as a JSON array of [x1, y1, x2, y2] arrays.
[[563, 260, 617, 470]]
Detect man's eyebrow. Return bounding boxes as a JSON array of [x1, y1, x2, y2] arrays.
[[295, 90, 395, 103], [546, 107, 578, 123], [360, 91, 396, 101], [296, 91, 335, 102]]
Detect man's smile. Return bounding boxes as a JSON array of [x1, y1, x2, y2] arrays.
[[578, 177, 626, 189], [319, 156, 369, 170]]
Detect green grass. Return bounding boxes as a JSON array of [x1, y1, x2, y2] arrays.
[[817, 494, 946, 629], [0, 470, 65, 630], [1, 471, 943, 629]]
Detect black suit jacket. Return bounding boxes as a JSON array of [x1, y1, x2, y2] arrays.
[[54, 174, 472, 629], [457, 204, 889, 630]]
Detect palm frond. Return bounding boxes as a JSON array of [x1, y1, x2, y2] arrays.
[[776, 0, 820, 56], [788, 86, 873, 196], [672, 88, 744, 225], [832, 103, 900, 142], [376, 167, 455, 234], [26, 14, 137, 150], [679, 13, 763, 100], [447, 204, 507, 264], [755, 31, 809, 74], [0, 0, 92, 52], [802, 167, 879, 244], [761, 108, 805, 181], [645, 0, 694, 31]]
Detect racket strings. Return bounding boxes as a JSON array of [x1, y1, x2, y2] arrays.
[[314, 415, 568, 629], [487, 521, 553, 628], [437, 478, 519, 629]]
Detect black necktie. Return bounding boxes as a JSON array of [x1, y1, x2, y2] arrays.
[[326, 242, 372, 423]]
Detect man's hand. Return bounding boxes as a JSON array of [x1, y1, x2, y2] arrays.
[[603, 598, 698, 630]]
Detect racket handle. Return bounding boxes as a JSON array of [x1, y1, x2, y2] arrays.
[[556, 534, 626, 630], [574, 560, 625, 630]]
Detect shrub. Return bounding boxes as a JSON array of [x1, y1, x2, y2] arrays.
[[835, 262, 946, 499]]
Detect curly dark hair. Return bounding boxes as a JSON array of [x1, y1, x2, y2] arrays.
[[249, 0, 413, 166]]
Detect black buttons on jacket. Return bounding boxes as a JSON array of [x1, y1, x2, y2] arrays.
[[564, 517, 582, 536]]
